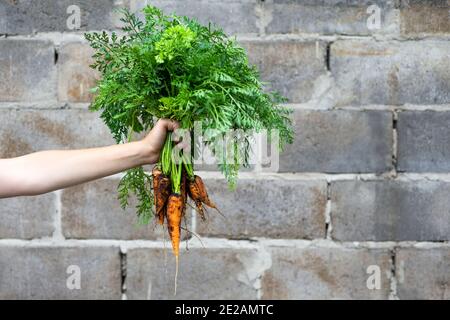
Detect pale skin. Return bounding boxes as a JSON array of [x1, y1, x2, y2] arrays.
[[0, 119, 179, 198]]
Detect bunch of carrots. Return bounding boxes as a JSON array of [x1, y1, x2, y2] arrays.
[[152, 133, 219, 265], [85, 5, 294, 293]]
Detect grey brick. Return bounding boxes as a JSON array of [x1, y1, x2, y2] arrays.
[[279, 110, 393, 173], [196, 178, 327, 239], [262, 247, 391, 299], [0, 194, 55, 239], [0, 246, 121, 299], [263, 0, 398, 35], [0, 108, 114, 158], [331, 180, 450, 241], [129, 0, 259, 35], [0, 39, 56, 102], [0, 0, 119, 34], [61, 179, 178, 240], [397, 111, 450, 172], [396, 248, 450, 299], [126, 247, 259, 299], [331, 40, 450, 105], [400, 0, 450, 35], [240, 40, 327, 103], [58, 42, 99, 103]]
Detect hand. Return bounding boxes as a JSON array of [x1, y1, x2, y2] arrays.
[[139, 119, 180, 165]]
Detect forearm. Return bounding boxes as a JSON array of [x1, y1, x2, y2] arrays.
[[0, 141, 154, 198]]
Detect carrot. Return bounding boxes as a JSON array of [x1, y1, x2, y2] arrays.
[[192, 175, 218, 210], [152, 167, 162, 218], [187, 178, 206, 220], [187, 176, 201, 200], [194, 201, 206, 221], [167, 193, 183, 258], [152, 166, 162, 177], [152, 166, 162, 197], [157, 176, 171, 224], [152, 166, 171, 225], [167, 193, 183, 295]]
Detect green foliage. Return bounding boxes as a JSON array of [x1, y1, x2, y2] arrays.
[[117, 167, 153, 224], [155, 24, 196, 64], [85, 5, 294, 222]]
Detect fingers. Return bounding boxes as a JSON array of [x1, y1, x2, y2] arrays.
[[159, 119, 186, 144], [155, 119, 190, 151], [158, 119, 180, 132]]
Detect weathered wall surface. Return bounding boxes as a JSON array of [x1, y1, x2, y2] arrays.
[[0, 0, 449, 300]]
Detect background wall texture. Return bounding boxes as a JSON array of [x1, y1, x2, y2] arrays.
[[0, 0, 449, 299]]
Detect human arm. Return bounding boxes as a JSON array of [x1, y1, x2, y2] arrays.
[[0, 119, 179, 198]]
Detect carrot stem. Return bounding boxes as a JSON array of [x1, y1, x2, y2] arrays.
[[161, 132, 173, 176], [171, 159, 182, 194], [182, 154, 194, 180]]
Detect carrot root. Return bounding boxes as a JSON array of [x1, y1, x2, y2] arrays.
[[167, 194, 183, 257], [157, 176, 171, 224], [181, 226, 205, 248], [153, 165, 171, 225], [174, 255, 179, 296], [187, 175, 221, 220]]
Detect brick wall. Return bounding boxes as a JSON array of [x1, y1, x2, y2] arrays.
[[0, 0, 449, 300]]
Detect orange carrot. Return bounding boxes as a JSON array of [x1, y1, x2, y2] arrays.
[[166, 193, 183, 296], [152, 166, 162, 177], [152, 167, 162, 213], [187, 177, 201, 200], [157, 176, 171, 224], [192, 175, 218, 210], [194, 201, 206, 221], [152, 167, 162, 195], [167, 193, 183, 257], [152, 166, 171, 225], [187, 178, 206, 220]]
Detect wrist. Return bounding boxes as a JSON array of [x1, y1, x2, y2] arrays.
[[135, 140, 158, 165]]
